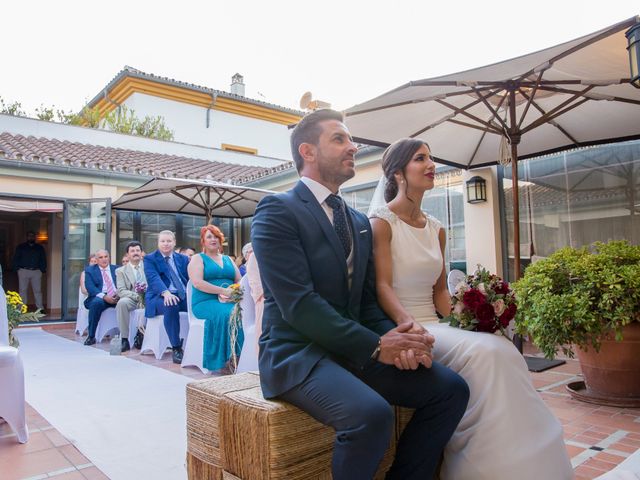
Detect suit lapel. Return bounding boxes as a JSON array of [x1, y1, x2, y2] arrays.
[[295, 182, 348, 279], [347, 208, 367, 306]]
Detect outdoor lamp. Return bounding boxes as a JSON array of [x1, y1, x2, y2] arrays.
[[626, 23, 640, 89], [466, 176, 487, 204]]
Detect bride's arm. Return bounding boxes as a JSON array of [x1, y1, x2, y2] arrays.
[[433, 228, 452, 317], [371, 217, 415, 325]]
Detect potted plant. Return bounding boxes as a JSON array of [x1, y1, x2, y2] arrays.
[[513, 240, 640, 406]]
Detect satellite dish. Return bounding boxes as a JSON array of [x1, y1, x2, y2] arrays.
[[299, 91, 313, 110], [299, 91, 332, 111], [447, 269, 467, 296]]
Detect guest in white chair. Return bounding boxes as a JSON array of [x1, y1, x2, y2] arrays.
[[80, 254, 97, 296], [83, 249, 119, 346], [246, 251, 264, 348], [116, 241, 146, 352], [144, 230, 189, 364], [188, 225, 243, 371]]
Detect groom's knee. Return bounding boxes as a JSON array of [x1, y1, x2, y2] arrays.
[[447, 371, 470, 417], [340, 397, 394, 447]]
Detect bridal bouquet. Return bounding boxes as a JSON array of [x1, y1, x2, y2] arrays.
[[226, 283, 244, 372], [441, 266, 516, 337]]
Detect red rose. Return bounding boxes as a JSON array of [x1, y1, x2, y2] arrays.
[[463, 288, 486, 311], [494, 281, 510, 295], [499, 303, 517, 327], [475, 303, 497, 333]]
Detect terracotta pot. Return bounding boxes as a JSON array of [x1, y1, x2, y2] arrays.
[[576, 322, 640, 399]]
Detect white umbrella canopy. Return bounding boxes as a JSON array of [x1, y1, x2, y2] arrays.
[[112, 177, 274, 222], [344, 16, 640, 279]]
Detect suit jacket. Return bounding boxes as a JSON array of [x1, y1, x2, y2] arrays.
[[251, 181, 395, 398], [143, 250, 189, 317], [116, 262, 147, 302], [84, 264, 119, 308]]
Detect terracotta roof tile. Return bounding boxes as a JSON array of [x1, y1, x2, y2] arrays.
[[0, 132, 294, 184]]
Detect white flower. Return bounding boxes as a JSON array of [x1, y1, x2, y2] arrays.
[[493, 299, 506, 316], [454, 302, 464, 314], [477, 282, 486, 293]]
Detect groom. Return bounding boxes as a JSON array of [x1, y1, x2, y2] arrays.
[[251, 109, 469, 480]]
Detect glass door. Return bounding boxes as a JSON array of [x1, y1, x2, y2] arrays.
[[62, 199, 111, 320]]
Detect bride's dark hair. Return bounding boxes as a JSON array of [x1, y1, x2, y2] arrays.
[[381, 138, 430, 202]]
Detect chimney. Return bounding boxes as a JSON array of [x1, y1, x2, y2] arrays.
[[230, 73, 245, 96]]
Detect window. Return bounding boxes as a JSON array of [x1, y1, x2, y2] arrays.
[[501, 139, 640, 280], [221, 144, 258, 155]]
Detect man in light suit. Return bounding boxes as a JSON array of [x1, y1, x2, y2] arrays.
[[115, 241, 146, 352], [143, 230, 189, 364], [83, 249, 119, 346], [251, 109, 469, 480]]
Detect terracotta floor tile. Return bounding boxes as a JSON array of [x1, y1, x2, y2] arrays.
[[43, 428, 71, 447], [609, 441, 638, 453], [80, 466, 110, 479], [566, 444, 585, 458], [0, 447, 73, 480], [58, 444, 91, 466], [594, 451, 627, 465], [584, 457, 620, 471], [50, 470, 86, 479], [0, 431, 54, 460], [574, 464, 608, 479]]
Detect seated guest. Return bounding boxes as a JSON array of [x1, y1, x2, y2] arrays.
[[237, 243, 253, 276], [179, 246, 196, 261], [144, 230, 189, 364], [188, 225, 243, 371], [80, 253, 97, 295], [83, 249, 119, 345], [115, 241, 146, 352], [121, 254, 129, 266], [246, 251, 263, 344]]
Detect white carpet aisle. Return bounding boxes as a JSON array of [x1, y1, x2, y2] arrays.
[[15, 328, 191, 480]]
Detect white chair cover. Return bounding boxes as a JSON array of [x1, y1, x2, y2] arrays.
[[181, 280, 208, 373], [75, 288, 89, 336], [447, 269, 467, 296], [128, 308, 146, 347], [140, 312, 188, 360], [95, 308, 119, 343], [0, 286, 29, 443], [237, 274, 258, 373]]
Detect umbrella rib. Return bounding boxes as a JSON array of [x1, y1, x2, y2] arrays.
[[517, 70, 545, 131], [521, 86, 594, 134], [537, 85, 640, 106], [172, 188, 208, 213], [470, 86, 510, 132], [517, 90, 580, 144], [435, 99, 503, 134]]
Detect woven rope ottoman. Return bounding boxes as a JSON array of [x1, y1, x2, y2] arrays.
[[186, 373, 411, 480]]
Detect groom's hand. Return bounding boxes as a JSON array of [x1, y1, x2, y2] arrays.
[[400, 321, 435, 369], [378, 323, 432, 369]]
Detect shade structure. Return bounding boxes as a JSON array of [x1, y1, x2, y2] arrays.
[[112, 177, 274, 222], [345, 16, 640, 279]]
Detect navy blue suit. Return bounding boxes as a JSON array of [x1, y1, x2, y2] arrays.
[[143, 250, 189, 348], [252, 181, 469, 480], [84, 264, 119, 338]]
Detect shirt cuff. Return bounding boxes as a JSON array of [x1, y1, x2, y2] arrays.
[[97, 293, 106, 299]]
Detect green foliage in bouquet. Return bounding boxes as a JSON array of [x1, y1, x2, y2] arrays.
[[513, 240, 640, 359]]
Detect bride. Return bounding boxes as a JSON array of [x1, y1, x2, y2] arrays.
[[368, 138, 574, 480]]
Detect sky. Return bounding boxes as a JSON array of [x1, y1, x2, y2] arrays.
[[1, 1, 638, 115]]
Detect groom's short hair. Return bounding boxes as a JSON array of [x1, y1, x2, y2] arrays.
[[290, 109, 345, 172]]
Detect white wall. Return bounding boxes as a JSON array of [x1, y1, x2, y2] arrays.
[[462, 167, 503, 277], [122, 93, 293, 160]]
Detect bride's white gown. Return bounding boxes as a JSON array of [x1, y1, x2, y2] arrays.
[[370, 206, 574, 480]]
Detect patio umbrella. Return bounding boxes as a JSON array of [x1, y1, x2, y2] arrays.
[[345, 16, 640, 280], [112, 177, 274, 222]]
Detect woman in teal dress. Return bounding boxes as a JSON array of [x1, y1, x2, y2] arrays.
[[188, 224, 243, 371]]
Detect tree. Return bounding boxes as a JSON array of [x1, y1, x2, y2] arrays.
[[0, 97, 26, 116]]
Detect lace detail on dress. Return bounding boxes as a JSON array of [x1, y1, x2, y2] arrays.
[[368, 205, 396, 223]]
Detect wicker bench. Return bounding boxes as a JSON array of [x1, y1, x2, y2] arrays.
[[186, 372, 413, 480]]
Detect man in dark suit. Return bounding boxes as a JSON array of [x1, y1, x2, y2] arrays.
[[143, 230, 189, 364], [83, 249, 119, 346], [252, 109, 469, 480]]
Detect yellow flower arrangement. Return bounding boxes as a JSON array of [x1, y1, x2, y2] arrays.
[[5, 291, 44, 347]]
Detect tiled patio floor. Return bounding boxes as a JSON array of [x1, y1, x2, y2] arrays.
[[2, 324, 639, 480]]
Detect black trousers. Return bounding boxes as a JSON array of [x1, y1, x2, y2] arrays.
[[279, 356, 469, 480]]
